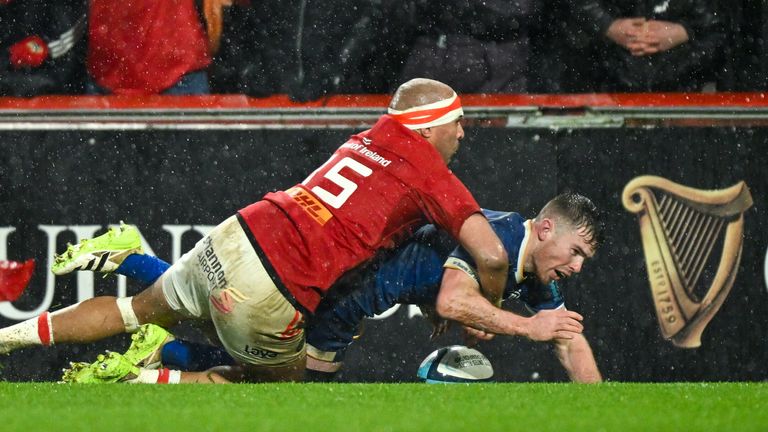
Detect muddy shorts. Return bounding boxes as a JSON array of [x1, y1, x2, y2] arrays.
[[162, 216, 305, 366]]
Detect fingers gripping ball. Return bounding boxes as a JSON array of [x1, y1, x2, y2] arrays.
[[417, 345, 493, 383]]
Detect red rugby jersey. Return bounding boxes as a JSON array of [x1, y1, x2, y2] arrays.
[[87, 0, 211, 95], [239, 115, 481, 312]]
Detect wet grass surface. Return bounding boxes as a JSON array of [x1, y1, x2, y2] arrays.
[[0, 382, 765, 431]]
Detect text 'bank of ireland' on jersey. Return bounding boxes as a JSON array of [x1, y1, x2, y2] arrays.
[[238, 115, 481, 313]]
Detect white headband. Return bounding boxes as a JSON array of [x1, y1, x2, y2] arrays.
[[387, 93, 464, 130]]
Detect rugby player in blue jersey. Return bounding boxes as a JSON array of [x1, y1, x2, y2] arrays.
[[303, 192, 603, 383], [48, 192, 602, 383]]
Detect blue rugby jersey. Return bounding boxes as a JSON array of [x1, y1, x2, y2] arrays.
[[306, 210, 564, 360], [446, 210, 564, 312]]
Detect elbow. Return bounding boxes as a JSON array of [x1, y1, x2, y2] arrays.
[[480, 248, 508, 273]]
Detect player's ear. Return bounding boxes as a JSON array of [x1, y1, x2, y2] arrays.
[[417, 127, 433, 139], [538, 218, 555, 241]]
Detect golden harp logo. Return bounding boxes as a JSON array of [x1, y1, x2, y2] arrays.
[[622, 176, 753, 348]]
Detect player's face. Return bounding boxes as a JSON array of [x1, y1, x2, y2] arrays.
[[429, 118, 464, 164], [532, 225, 595, 285]]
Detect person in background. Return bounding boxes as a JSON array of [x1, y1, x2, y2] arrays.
[[559, 0, 726, 92], [394, 0, 541, 93], [0, 0, 87, 96], [86, 0, 211, 95]]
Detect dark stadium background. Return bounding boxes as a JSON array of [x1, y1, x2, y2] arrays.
[[0, 96, 766, 383]]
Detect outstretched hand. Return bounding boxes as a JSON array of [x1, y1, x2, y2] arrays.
[[526, 309, 584, 342]]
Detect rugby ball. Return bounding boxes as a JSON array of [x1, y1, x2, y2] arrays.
[[417, 345, 493, 383]]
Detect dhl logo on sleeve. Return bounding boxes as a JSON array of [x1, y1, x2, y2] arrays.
[[286, 186, 333, 226]]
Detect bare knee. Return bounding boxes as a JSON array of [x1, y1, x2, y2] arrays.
[[131, 276, 184, 328]]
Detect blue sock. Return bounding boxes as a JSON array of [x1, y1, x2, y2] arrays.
[[161, 339, 235, 371], [115, 254, 171, 286]]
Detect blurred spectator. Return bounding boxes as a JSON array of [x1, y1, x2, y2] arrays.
[[527, 0, 570, 92], [289, 0, 396, 101], [724, 0, 767, 91], [0, 0, 87, 97], [190, 0, 465, 100], [394, 0, 541, 93], [559, 0, 727, 92], [86, 0, 211, 95], [210, 1, 297, 97]]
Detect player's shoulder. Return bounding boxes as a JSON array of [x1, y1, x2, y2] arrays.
[[482, 209, 524, 225], [482, 209, 526, 246]]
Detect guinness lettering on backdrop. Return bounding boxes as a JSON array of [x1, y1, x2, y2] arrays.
[[622, 176, 753, 348]]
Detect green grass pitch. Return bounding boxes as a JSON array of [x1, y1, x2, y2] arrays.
[[0, 382, 765, 431]]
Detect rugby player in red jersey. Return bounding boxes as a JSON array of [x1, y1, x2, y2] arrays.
[[0, 78, 512, 383]]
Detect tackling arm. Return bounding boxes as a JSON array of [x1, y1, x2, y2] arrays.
[[455, 213, 509, 306], [435, 268, 584, 341], [552, 333, 602, 383]]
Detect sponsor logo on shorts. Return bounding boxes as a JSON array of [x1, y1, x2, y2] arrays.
[[244, 345, 278, 359], [209, 287, 249, 314], [279, 310, 304, 340], [198, 236, 227, 291]]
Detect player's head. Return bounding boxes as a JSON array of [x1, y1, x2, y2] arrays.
[[388, 78, 464, 164], [529, 192, 604, 284]]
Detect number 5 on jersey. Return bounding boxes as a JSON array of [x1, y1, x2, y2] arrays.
[[303, 155, 373, 209]]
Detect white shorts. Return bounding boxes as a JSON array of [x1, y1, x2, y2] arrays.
[[162, 215, 305, 366]]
